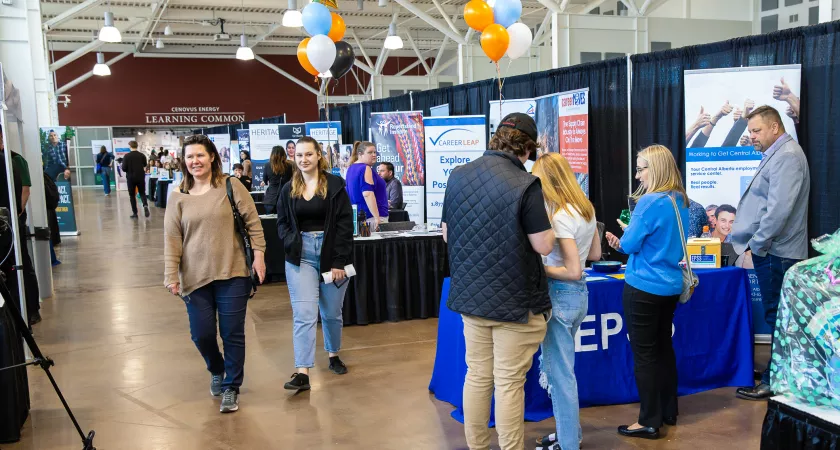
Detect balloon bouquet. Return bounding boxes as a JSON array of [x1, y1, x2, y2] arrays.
[[297, 1, 356, 84], [464, 0, 532, 113]]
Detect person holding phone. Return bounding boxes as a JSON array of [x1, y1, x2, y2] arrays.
[[163, 135, 266, 414], [277, 137, 354, 392]]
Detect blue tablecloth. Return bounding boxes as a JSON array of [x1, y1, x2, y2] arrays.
[[428, 267, 754, 423]]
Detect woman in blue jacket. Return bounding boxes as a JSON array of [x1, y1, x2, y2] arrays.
[[605, 144, 689, 441]]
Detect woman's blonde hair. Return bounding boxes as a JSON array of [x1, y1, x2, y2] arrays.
[[532, 153, 595, 222], [631, 144, 688, 206], [350, 141, 375, 164], [290, 136, 328, 199]]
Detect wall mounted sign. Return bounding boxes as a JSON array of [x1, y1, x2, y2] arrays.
[[145, 107, 246, 125]]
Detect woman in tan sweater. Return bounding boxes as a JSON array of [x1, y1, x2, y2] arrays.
[[164, 134, 266, 414]]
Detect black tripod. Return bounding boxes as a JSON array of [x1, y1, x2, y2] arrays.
[[0, 280, 95, 450]]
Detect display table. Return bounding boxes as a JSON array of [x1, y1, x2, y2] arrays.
[[388, 209, 410, 222], [344, 233, 448, 325], [155, 180, 173, 208], [429, 267, 754, 423], [250, 191, 264, 203], [761, 395, 840, 449], [259, 216, 285, 282]]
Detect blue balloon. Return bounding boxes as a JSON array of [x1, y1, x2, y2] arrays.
[[493, 0, 522, 28], [302, 2, 332, 36]]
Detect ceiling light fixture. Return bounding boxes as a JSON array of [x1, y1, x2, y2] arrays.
[[164, 25, 173, 35], [357, 0, 363, 10], [378, 0, 388, 6], [236, 34, 254, 60], [384, 23, 403, 49], [98, 11, 122, 43], [282, 0, 303, 27], [92, 52, 111, 76], [156, 38, 164, 49]]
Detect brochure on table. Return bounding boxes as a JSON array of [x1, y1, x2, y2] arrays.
[[684, 64, 802, 341], [370, 111, 426, 224], [424, 115, 486, 228]]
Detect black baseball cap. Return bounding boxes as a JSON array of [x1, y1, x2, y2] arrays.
[[497, 113, 539, 160]]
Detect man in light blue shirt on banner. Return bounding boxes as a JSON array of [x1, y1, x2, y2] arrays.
[[731, 105, 810, 401]]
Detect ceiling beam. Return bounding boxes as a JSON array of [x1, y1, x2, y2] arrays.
[[533, 11, 552, 42], [430, 0, 461, 35], [354, 60, 375, 75], [56, 51, 132, 95], [350, 28, 374, 68], [49, 19, 146, 72], [42, 0, 105, 31], [137, 0, 167, 51], [578, 0, 613, 14], [404, 30, 431, 74], [619, 0, 641, 15], [430, 36, 450, 75], [254, 55, 320, 96], [250, 23, 282, 48], [395, 59, 424, 76], [390, 0, 467, 45], [535, 0, 562, 14]]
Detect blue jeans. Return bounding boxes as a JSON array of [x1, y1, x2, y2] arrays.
[[540, 279, 588, 450], [101, 167, 112, 194], [752, 253, 801, 385], [285, 232, 348, 368], [182, 277, 250, 392]]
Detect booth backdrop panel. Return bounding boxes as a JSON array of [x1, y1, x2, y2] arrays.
[[192, 115, 285, 141], [322, 105, 362, 145], [361, 94, 413, 139], [631, 23, 840, 244]]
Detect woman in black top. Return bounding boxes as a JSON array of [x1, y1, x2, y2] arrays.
[[261, 145, 294, 214], [276, 137, 354, 392]]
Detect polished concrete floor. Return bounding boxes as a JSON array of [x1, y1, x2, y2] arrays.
[[6, 188, 770, 449]]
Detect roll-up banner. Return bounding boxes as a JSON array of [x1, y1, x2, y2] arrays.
[[306, 121, 342, 174], [424, 115, 486, 228], [207, 134, 231, 174], [684, 64, 802, 342], [248, 124, 280, 187], [370, 111, 426, 223]]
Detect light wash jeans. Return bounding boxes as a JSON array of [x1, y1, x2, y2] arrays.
[[539, 278, 588, 450], [285, 232, 349, 368]]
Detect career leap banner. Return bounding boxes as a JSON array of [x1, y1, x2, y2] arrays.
[[424, 115, 486, 228], [684, 64, 802, 340], [249, 124, 281, 187], [370, 111, 425, 223]]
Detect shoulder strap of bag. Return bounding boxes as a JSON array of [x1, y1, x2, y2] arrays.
[[668, 194, 694, 280], [226, 177, 257, 298]]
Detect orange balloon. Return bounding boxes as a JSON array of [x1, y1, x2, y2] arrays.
[[297, 38, 319, 76], [464, 0, 494, 32], [328, 13, 346, 42], [480, 24, 509, 62]]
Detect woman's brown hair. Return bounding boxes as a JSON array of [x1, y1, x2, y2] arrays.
[[179, 134, 224, 192], [290, 137, 329, 199], [350, 141, 375, 164], [488, 128, 538, 158], [270, 145, 291, 175]]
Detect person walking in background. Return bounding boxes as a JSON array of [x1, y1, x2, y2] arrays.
[[277, 137, 354, 392], [261, 145, 294, 214], [442, 113, 554, 450], [531, 153, 601, 450], [232, 163, 252, 192], [164, 135, 266, 413], [239, 150, 253, 178], [121, 141, 149, 219], [95, 145, 114, 196], [732, 105, 810, 401], [377, 162, 403, 210], [604, 145, 688, 441], [345, 142, 388, 230]]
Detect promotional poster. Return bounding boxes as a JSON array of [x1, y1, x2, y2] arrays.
[[40, 127, 72, 181], [278, 123, 305, 159], [248, 124, 281, 187], [369, 111, 426, 223], [55, 180, 79, 235], [235, 129, 249, 168], [112, 137, 134, 191], [424, 116, 486, 228], [207, 134, 232, 173], [684, 64, 802, 340], [305, 121, 342, 169]]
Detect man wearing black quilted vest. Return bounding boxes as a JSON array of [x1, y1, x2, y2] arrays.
[[441, 113, 555, 450]]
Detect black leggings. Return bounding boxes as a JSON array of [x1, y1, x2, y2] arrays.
[[126, 178, 148, 214], [623, 283, 679, 428]]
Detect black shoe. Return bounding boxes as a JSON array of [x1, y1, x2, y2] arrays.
[[535, 433, 581, 449], [736, 383, 774, 401], [754, 369, 763, 380], [28, 312, 42, 326], [617, 425, 659, 440], [130, 214, 138, 219], [144, 206, 150, 217], [284, 373, 310, 391], [663, 416, 677, 426], [329, 356, 348, 375]]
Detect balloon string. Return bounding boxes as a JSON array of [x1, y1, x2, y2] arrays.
[[496, 61, 503, 119]]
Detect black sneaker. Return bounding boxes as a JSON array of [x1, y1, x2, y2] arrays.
[[284, 373, 310, 391], [144, 206, 150, 218], [329, 356, 348, 375], [28, 312, 42, 326], [130, 214, 138, 219]]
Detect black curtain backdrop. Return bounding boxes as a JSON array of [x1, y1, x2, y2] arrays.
[[361, 94, 413, 141], [191, 114, 286, 140], [631, 22, 840, 244]]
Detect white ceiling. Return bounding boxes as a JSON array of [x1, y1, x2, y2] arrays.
[[41, 0, 597, 57]]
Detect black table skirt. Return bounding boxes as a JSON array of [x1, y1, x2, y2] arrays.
[[155, 180, 172, 208], [250, 192, 265, 203], [260, 217, 285, 281], [761, 398, 840, 450], [0, 303, 30, 443], [344, 235, 448, 325], [388, 209, 410, 222]]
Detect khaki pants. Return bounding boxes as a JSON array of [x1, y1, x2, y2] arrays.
[[462, 311, 547, 450]]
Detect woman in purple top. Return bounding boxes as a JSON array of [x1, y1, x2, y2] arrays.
[[345, 141, 389, 230]]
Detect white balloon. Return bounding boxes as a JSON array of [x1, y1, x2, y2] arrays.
[[306, 34, 336, 74], [505, 22, 532, 60]]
